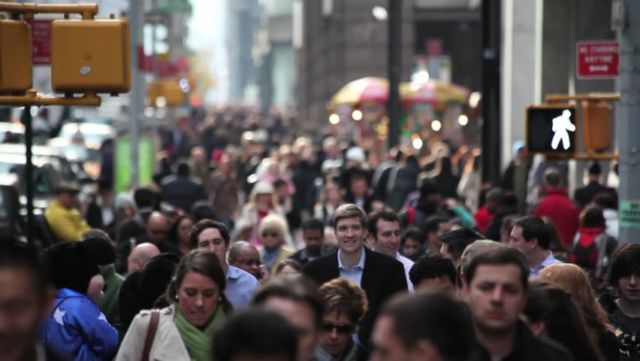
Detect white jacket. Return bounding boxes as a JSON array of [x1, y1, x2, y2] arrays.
[[115, 306, 190, 361]]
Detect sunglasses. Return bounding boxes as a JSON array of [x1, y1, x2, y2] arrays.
[[321, 322, 355, 334], [262, 232, 280, 238], [236, 258, 261, 266]]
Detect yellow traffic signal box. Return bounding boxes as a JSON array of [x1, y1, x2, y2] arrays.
[[582, 101, 611, 152], [0, 20, 32, 93], [51, 19, 130, 93], [147, 79, 186, 107]]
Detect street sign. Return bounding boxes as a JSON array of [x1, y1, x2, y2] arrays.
[[620, 200, 640, 229], [577, 40, 619, 78], [29, 19, 52, 65], [156, 0, 192, 14], [526, 105, 577, 155]]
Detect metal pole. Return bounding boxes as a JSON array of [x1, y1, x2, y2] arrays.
[[616, 0, 640, 243], [481, 0, 502, 184], [387, 0, 402, 149], [129, 0, 144, 189], [22, 105, 34, 245]]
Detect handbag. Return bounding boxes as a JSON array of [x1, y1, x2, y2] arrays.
[[141, 311, 160, 361]]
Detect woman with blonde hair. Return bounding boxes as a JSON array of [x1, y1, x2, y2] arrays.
[[539, 263, 618, 361], [236, 181, 284, 245], [258, 214, 294, 273]]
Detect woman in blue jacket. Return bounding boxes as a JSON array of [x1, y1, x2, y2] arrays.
[[41, 240, 119, 361]]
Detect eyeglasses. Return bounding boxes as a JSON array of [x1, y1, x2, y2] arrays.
[[235, 258, 261, 267], [261, 232, 280, 238], [321, 322, 355, 334]]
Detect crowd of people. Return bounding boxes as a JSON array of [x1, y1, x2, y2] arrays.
[[2, 109, 636, 361]]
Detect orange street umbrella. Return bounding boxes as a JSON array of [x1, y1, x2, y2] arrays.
[[404, 80, 469, 105], [328, 77, 412, 109]]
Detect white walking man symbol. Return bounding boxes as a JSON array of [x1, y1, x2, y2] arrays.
[[550, 110, 575, 150]]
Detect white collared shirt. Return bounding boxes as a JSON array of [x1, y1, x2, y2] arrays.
[[338, 247, 366, 287], [396, 252, 415, 291], [530, 251, 563, 276]]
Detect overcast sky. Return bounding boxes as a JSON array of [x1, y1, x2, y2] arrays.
[[187, 0, 228, 103]]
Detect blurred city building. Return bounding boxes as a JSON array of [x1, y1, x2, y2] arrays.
[[226, 0, 262, 103], [252, 0, 296, 113]]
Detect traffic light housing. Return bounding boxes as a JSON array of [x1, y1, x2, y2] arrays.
[[582, 101, 611, 152], [51, 19, 130, 93], [147, 80, 187, 107], [0, 20, 32, 93], [526, 105, 577, 155]]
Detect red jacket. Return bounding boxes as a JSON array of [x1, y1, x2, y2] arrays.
[[473, 206, 494, 234], [534, 187, 579, 249]]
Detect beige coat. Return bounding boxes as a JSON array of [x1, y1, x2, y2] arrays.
[[115, 306, 190, 361]]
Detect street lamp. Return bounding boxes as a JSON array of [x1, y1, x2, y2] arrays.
[[352, 109, 363, 121], [372, 6, 388, 21]]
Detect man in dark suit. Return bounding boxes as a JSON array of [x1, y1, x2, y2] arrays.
[[303, 204, 408, 346], [161, 161, 207, 212], [574, 162, 618, 209]]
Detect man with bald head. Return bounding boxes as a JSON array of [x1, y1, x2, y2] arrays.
[[229, 241, 266, 281], [127, 243, 160, 275], [116, 211, 178, 273]]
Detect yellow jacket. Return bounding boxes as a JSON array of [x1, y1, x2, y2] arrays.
[[45, 200, 90, 241]]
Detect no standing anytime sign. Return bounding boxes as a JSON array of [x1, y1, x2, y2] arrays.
[[577, 40, 619, 79]]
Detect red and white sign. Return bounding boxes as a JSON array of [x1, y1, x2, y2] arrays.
[[28, 19, 52, 65], [577, 40, 619, 78]]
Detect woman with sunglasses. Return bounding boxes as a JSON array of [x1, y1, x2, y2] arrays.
[[258, 214, 293, 273], [315, 278, 369, 361]]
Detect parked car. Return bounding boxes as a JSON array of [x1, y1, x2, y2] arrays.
[[0, 122, 25, 144], [0, 144, 84, 183], [57, 121, 115, 149], [0, 153, 61, 212]]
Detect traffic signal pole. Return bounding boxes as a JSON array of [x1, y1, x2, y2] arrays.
[[128, 0, 144, 189], [387, 0, 401, 149], [22, 106, 34, 245], [481, 0, 502, 184], [616, 0, 640, 243]]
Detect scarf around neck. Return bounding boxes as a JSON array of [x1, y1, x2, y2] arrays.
[[174, 306, 226, 361]]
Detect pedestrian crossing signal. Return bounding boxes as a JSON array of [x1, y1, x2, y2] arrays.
[[526, 106, 577, 155]]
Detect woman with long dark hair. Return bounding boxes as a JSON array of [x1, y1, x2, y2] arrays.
[[116, 250, 232, 361], [167, 214, 195, 255], [523, 280, 605, 361], [539, 263, 618, 361]]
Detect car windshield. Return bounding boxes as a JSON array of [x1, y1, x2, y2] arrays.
[[60, 123, 113, 147], [0, 162, 59, 198]]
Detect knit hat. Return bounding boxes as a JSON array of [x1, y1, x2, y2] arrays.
[[114, 193, 135, 211], [253, 181, 274, 195], [512, 140, 525, 157], [346, 147, 366, 163], [46, 241, 99, 294]]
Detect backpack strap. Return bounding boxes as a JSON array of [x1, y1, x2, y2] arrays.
[[142, 311, 160, 361]]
